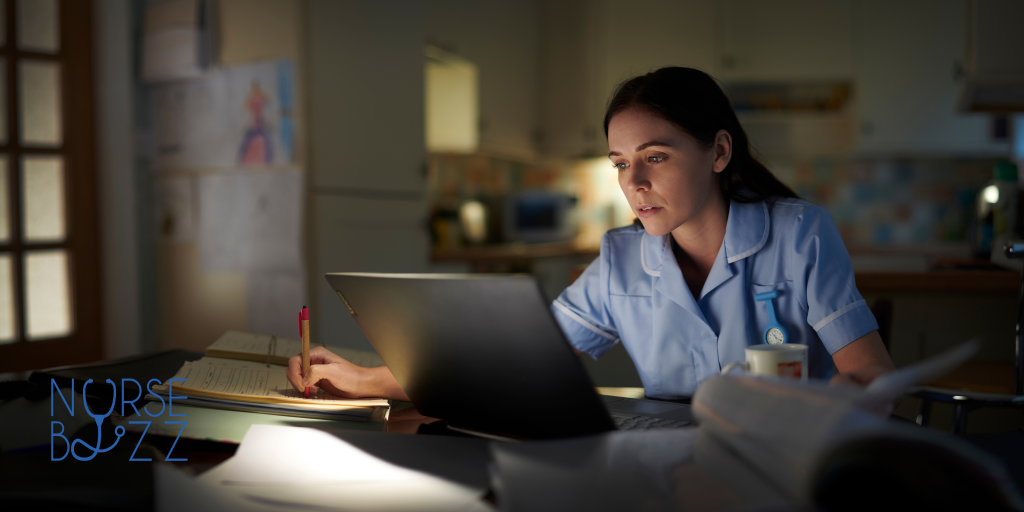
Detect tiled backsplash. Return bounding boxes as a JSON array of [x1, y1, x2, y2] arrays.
[[429, 152, 1005, 250], [768, 158, 998, 248]]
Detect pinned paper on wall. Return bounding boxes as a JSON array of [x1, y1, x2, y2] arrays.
[[155, 175, 195, 243], [196, 169, 303, 274], [152, 59, 295, 170], [246, 271, 306, 340]]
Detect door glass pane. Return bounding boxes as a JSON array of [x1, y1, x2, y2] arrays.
[[25, 249, 72, 340], [17, 0, 59, 53], [22, 155, 65, 242], [0, 254, 14, 343], [19, 60, 62, 146], [0, 1, 6, 48], [0, 59, 7, 144], [0, 157, 8, 243]]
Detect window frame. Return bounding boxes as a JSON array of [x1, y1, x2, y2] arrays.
[[0, 0, 101, 372]]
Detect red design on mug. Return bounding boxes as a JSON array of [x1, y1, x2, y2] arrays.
[[777, 361, 802, 378]]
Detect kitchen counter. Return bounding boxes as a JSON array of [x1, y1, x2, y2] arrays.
[[854, 270, 1021, 293], [432, 243, 599, 264]]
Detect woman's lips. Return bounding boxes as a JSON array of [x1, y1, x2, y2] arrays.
[[636, 205, 663, 219]]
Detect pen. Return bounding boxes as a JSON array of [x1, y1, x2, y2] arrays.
[[299, 306, 313, 398]]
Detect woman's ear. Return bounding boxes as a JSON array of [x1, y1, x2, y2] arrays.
[[712, 129, 732, 174]]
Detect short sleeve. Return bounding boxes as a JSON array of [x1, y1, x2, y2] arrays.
[[550, 235, 620, 359], [795, 207, 878, 354]]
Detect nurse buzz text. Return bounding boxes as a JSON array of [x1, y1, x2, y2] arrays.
[[50, 378, 188, 462]]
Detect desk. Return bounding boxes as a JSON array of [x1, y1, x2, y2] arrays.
[[6, 350, 1024, 511]]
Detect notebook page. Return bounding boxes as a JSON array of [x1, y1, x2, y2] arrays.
[[154, 359, 389, 408], [207, 330, 385, 367]]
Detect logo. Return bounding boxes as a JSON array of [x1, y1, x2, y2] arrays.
[[51, 378, 188, 462]]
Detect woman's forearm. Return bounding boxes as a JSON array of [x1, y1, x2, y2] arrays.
[[832, 330, 895, 375], [363, 365, 411, 402]]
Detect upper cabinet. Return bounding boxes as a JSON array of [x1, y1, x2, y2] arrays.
[[530, 0, 1009, 158], [540, 0, 716, 158], [427, 0, 542, 160], [713, 0, 854, 82], [854, 0, 1008, 155]]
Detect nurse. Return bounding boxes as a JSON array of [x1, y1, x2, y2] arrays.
[[552, 67, 893, 399], [286, 67, 894, 401]]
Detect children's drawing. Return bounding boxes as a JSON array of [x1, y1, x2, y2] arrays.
[[238, 80, 273, 166]]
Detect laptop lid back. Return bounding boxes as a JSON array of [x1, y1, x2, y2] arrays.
[[325, 272, 615, 439]]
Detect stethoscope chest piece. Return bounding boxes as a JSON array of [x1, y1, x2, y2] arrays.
[[754, 290, 789, 345]]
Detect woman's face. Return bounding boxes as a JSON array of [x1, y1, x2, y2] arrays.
[[607, 106, 730, 237]]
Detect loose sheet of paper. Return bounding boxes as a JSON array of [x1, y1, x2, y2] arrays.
[[203, 425, 489, 512], [155, 175, 195, 243], [197, 169, 302, 273]]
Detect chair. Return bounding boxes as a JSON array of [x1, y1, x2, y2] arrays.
[[910, 244, 1024, 434], [870, 299, 893, 353]]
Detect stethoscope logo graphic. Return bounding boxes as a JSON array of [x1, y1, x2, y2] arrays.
[[71, 378, 126, 461], [754, 290, 790, 345]]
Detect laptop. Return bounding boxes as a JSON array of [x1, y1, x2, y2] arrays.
[[325, 272, 693, 439]]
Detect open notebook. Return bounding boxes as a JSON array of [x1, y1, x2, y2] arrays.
[[149, 332, 389, 421], [205, 330, 385, 368]]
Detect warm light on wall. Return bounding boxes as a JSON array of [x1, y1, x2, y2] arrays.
[[425, 46, 479, 153], [572, 157, 635, 248]]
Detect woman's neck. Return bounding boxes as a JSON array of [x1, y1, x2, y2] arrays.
[[669, 192, 729, 299]]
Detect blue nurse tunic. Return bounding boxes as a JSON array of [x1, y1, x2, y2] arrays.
[[551, 198, 878, 399]]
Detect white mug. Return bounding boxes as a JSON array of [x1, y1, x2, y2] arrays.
[[721, 344, 808, 381]]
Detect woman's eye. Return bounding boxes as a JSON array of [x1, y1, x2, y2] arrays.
[[612, 162, 629, 171], [647, 155, 664, 163]]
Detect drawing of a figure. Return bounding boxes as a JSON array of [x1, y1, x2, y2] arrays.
[[238, 80, 274, 165]]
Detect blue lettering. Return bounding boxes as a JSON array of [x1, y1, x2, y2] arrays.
[[121, 378, 142, 417], [50, 378, 74, 417], [164, 421, 188, 462], [51, 421, 68, 461], [168, 378, 187, 417], [144, 379, 165, 417], [128, 421, 152, 461]]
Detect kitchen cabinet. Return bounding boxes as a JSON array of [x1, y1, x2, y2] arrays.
[[314, 195, 429, 352], [854, 0, 1008, 155], [307, 0, 430, 350], [540, 0, 716, 158], [307, 0, 426, 193], [427, 0, 542, 160], [713, 0, 855, 82]]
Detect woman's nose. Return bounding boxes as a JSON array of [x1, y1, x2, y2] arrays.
[[629, 165, 651, 190]]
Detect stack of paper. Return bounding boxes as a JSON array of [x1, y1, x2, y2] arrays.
[[147, 330, 389, 421]]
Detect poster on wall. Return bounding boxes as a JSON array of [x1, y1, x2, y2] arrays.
[[151, 59, 295, 170]]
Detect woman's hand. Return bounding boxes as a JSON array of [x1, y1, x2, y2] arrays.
[[286, 346, 410, 401]]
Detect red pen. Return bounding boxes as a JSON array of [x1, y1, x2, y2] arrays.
[[299, 306, 313, 398]]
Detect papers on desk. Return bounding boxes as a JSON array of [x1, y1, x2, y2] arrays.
[[151, 357, 388, 421], [488, 340, 1024, 511], [158, 425, 493, 512], [206, 330, 384, 368], [689, 340, 1023, 509]]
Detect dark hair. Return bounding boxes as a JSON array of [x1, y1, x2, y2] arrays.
[[603, 67, 797, 204]]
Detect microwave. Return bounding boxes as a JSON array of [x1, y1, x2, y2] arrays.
[[503, 191, 577, 243]]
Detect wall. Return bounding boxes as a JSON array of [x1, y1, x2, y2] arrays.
[[152, 0, 308, 352]]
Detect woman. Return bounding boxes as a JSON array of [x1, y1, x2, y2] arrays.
[[287, 67, 894, 401]]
